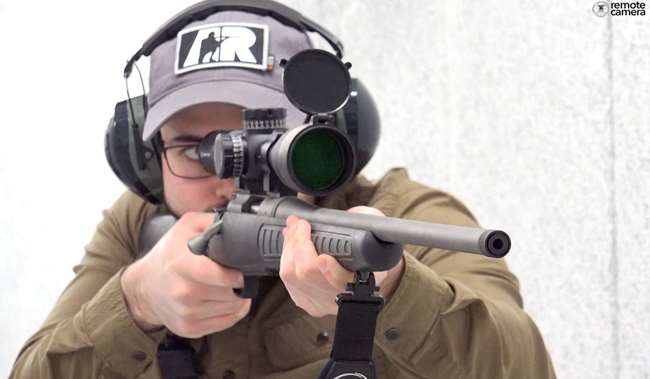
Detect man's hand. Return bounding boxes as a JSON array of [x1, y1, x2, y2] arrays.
[[120, 212, 250, 338], [280, 206, 405, 317]]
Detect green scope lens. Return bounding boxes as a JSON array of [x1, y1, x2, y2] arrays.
[[290, 128, 346, 191]]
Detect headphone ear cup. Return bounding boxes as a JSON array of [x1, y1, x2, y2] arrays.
[[105, 96, 164, 204], [339, 78, 381, 174]]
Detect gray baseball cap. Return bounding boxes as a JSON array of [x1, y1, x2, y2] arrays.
[[142, 10, 312, 141]]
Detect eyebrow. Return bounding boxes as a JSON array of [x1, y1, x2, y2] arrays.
[[167, 129, 235, 144], [168, 134, 202, 143]]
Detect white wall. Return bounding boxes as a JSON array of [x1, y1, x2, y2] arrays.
[[1, 1, 648, 378]]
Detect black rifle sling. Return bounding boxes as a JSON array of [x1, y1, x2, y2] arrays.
[[318, 272, 384, 379], [153, 275, 383, 379], [157, 333, 199, 379]]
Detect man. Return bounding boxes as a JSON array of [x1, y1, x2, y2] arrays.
[[10, 4, 555, 379]]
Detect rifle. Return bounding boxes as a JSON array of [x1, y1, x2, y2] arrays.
[[139, 49, 511, 379], [139, 49, 510, 297]]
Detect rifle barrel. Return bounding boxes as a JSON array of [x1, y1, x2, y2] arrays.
[[267, 197, 510, 258]]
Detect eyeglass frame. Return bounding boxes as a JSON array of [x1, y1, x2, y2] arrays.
[[159, 130, 227, 180]]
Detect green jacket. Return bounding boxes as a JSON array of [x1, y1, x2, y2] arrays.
[[10, 168, 555, 378]]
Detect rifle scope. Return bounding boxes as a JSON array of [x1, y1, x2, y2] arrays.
[[197, 109, 356, 195], [197, 49, 357, 196]]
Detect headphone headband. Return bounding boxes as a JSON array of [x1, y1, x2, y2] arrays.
[[124, 0, 344, 78], [108, 0, 379, 206]]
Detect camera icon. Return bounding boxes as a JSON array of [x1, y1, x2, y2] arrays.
[[593, 1, 610, 17]]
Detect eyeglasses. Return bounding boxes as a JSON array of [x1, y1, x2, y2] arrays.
[[161, 130, 236, 179], [161, 142, 212, 179]]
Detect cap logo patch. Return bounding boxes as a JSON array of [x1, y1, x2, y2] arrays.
[[175, 22, 269, 74]]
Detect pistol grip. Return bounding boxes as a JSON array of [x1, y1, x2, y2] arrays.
[[233, 276, 259, 298]]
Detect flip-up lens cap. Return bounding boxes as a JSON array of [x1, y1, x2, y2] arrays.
[[282, 49, 351, 115]]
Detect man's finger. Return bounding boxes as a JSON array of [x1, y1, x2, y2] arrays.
[[179, 256, 245, 288], [181, 300, 251, 337], [317, 254, 354, 290]]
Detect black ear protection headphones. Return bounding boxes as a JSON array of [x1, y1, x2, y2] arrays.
[[105, 0, 381, 205]]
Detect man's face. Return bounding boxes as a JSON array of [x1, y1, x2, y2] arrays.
[[159, 102, 241, 216]]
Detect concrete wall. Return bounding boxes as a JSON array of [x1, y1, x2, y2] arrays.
[[1, 0, 648, 377]]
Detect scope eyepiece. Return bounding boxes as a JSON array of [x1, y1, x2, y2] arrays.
[[198, 131, 246, 178]]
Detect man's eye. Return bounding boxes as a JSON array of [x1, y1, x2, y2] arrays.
[[182, 146, 200, 161]]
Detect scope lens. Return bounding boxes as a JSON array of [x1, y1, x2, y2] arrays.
[[291, 128, 345, 191]]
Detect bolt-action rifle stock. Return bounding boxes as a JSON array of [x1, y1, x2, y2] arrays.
[[139, 193, 510, 297]]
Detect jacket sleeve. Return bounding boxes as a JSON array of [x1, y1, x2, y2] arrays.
[[370, 173, 556, 378], [10, 192, 167, 379]]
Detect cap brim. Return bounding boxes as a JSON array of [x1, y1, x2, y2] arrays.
[[142, 80, 307, 141]]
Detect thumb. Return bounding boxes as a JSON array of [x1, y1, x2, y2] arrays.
[[346, 206, 385, 217]]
